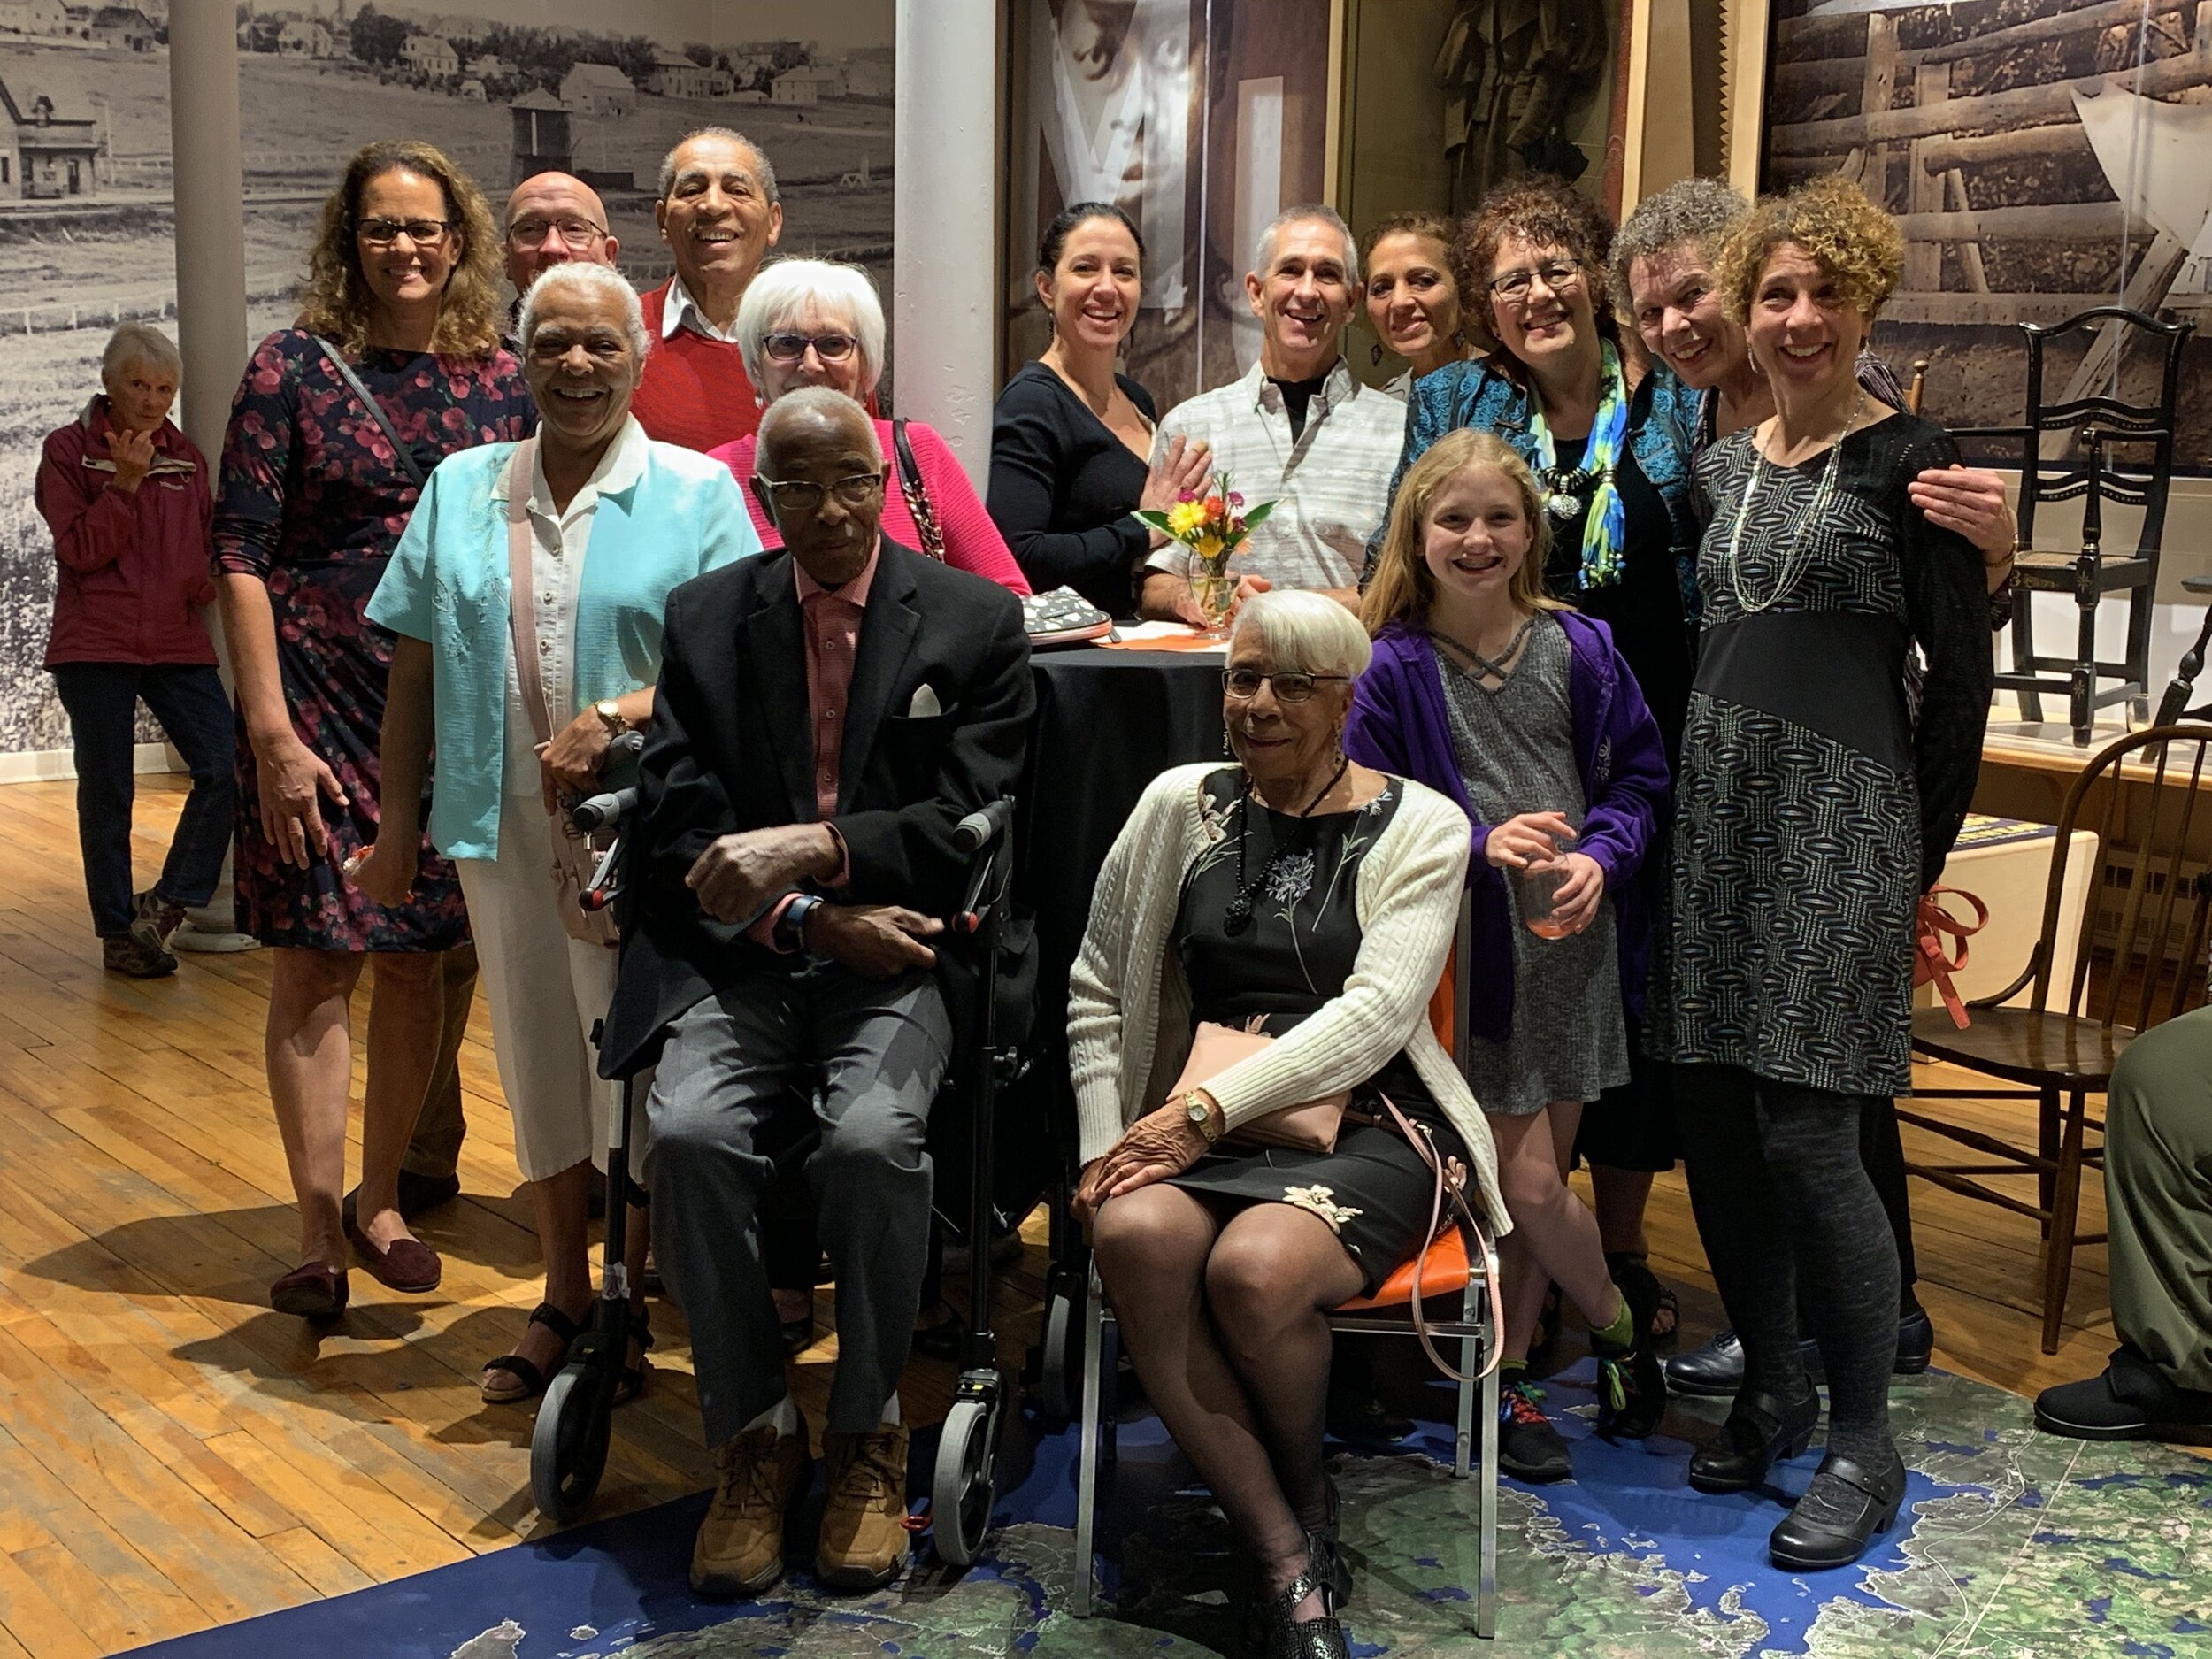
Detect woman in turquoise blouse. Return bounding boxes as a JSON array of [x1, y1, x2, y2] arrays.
[[357, 262, 758, 1402]]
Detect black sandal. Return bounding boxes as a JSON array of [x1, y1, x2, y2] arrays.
[[480, 1302, 583, 1405]]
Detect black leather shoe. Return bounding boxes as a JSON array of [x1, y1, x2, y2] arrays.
[[2035, 1346, 2212, 1443], [1893, 1305, 1934, 1374], [1666, 1328, 1746, 1397], [1768, 1452, 1907, 1571], [1688, 1386, 1821, 1494]]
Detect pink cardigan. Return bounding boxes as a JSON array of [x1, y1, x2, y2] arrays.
[[711, 417, 1032, 595]]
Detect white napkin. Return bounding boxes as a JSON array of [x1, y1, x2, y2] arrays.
[[907, 684, 942, 718]]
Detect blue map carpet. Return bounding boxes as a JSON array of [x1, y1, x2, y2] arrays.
[[119, 1363, 2212, 1657]]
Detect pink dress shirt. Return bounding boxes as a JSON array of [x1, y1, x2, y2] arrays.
[[746, 543, 878, 949]]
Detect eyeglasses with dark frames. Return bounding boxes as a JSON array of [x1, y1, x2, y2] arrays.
[[507, 216, 607, 250], [762, 332, 861, 365], [358, 217, 457, 248], [757, 472, 886, 515], [1222, 669, 1350, 704], [1488, 259, 1584, 304]]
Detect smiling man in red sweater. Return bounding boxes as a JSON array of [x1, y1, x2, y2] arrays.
[[634, 127, 784, 452]]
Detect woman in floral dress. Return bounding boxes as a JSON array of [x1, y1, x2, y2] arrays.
[[215, 141, 530, 1317]]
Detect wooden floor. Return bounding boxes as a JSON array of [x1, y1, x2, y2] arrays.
[[0, 775, 2131, 1657]]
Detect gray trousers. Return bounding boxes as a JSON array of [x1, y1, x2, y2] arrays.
[[2106, 1004, 2212, 1394], [643, 964, 950, 1441]]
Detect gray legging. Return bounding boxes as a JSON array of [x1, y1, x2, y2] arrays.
[[1676, 1064, 1901, 1475]]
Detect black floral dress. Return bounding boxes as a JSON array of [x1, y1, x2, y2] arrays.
[[214, 329, 530, 950], [1168, 770, 1469, 1296]]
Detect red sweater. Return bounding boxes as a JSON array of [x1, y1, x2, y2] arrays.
[[632, 280, 763, 453], [35, 397, 219, 667]]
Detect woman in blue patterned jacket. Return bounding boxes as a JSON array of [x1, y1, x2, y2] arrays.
[[1367, 177, 1701, 1354]]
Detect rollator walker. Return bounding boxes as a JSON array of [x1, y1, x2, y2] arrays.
[[530, 760, 1026, 1574]]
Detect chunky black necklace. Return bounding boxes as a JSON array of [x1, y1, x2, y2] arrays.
[[1225, 755, 1351, 936]]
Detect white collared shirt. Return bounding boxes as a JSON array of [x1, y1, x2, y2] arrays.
[[1144, 357, 1405, 594], [492, 415, 652, 796], [660, 274, 741, 344]]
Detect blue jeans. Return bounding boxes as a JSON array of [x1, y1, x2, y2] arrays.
[[50, 662, 236, 938]]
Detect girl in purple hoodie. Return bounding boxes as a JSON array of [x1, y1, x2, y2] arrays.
[[1345, 429, 1671, 1485]]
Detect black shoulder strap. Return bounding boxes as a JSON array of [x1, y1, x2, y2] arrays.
[[311, 334, 426, 489]]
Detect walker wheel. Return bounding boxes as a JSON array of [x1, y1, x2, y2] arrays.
[[532, 1361, 612, 1524], [931, 1397, 995, 1567]]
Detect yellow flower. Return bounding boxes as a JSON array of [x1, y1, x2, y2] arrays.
[[1194, 533, 1225, 559], [1167, 500, 1208, 538]]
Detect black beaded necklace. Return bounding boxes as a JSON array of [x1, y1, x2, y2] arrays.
[[1225, 754, 1352, 936]]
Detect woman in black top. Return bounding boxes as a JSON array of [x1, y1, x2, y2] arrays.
[[990, 203, 1211, 617]]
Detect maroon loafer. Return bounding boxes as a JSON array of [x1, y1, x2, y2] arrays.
[[345, 1217, 443, 1293], [271, 1260, 349, 1319]]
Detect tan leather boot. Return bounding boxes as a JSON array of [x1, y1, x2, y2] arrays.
[[691, 1420, 811, 1597], [817, 1425, 910, 1590]]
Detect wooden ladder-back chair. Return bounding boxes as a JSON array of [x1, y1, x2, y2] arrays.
[[1955, 306, 2193, 744], [1904, 724, 2212, 1352], [2154, 576, 2212, 726]]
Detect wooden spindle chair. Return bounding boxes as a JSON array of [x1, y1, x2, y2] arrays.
[[1904, 724, 2212, 1351]]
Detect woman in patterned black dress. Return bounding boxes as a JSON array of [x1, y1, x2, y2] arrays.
[[1652, 178, 1991, 1571], [214, 142, 530, 1317]]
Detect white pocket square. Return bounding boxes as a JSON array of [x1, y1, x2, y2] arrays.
[[907, 684, 943, 718]]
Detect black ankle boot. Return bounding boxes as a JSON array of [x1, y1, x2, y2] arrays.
[[1688, 1386, 1821, 1494], [1264, 1571, 1349, 1659], [1769, 1451, 1908, 1571]]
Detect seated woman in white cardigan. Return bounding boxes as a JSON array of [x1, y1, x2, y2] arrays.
[[1070, 591, 1507, 1659]]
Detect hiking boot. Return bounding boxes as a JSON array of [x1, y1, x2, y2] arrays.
[[103, 931, 177, 979], [1497, 1373, 1571, 1483], [818, 1425, 910, 1590], [131, 889, 188, 954], [691, 1419, 811, 1598]]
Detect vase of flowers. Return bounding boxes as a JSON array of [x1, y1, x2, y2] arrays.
[[1133, 472, 1276, 635]]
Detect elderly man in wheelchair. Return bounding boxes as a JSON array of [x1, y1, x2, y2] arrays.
[[599, 388, 1033, 1596]]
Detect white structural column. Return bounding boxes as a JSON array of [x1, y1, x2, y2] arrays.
[[168, 0, 249, 461], [892, 0, 1000, 489]]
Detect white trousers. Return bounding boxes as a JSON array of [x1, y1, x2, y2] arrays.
[[456, 801, 619, 1183]]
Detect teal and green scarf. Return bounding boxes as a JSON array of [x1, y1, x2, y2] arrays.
[[1527, 341, 1630, 590]]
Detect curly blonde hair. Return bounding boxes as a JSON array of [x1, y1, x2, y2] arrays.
[[1360, 430, 1565, 636], [299, 141, 504, 357], [1716, 174, 1903, 326]]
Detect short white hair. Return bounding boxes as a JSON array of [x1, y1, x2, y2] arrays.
[[1254, 204, 1360, 286], [756, 385, 882, 476], [518, 263, 650, 365], [1231, 590, 1373, 680], [735, 257, 887, 396], [102, 321, 181, 384]]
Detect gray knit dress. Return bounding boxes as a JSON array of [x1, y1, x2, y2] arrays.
[[1439, 612, 1631, 1116]]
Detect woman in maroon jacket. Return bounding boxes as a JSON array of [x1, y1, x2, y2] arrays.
[[35, 323, 235, 979]]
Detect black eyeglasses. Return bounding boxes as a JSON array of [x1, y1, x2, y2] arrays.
[[1488, 260, 1583, 304], [1223, 669, 1349, 704], [758, 472, 885, 514], [762, 332, 859, 365], [508, 216, 606, 250], [358, 217, 456, 248]]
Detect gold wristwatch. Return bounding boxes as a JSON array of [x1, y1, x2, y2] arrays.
[[1184, 1090, 1222, 1145], [594, 698, 631, 737]]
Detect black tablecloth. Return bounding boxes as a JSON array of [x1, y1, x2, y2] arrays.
[[1010, 643, 1225, 1169]]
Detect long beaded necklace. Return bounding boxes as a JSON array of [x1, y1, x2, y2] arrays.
[[1721, 388, 1864, 615], [1225, 753, 1352, 936]]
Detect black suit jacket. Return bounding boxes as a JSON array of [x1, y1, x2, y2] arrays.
[[601, 537, 1034, 1078]]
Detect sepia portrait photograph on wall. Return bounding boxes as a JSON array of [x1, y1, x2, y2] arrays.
[[1757, 0, 2212, 472]]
